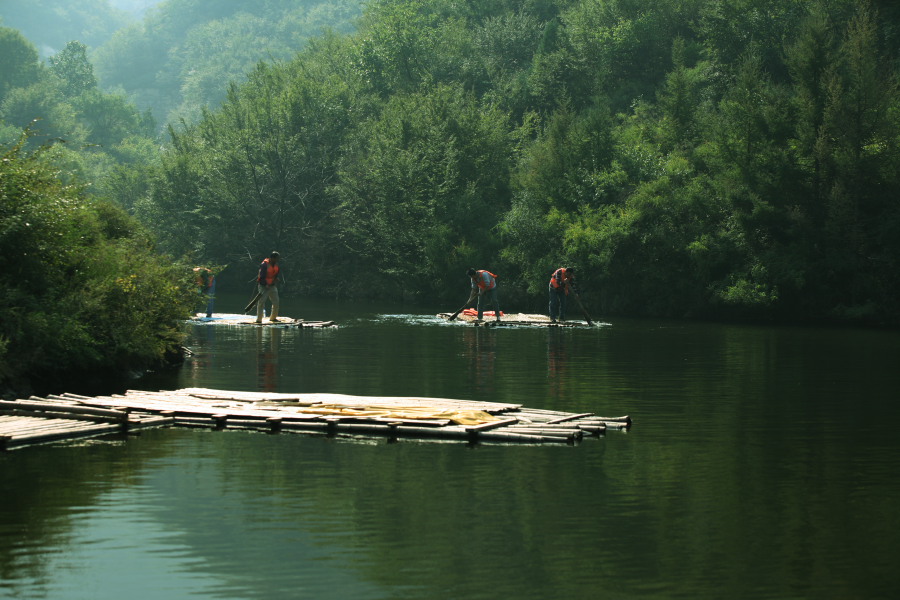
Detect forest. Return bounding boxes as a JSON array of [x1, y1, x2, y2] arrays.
[[3, 0, 900, 390]]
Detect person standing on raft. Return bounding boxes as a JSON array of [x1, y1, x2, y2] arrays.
[[548, 267, 575, 323], [467, 268, 501, 322], [193, 266, 216, 318], [255, 251, 281, 323]]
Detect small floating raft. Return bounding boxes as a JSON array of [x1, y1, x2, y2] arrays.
[[191, 313, 336, 328], [1, 388, 630, 449], [438, 310, 591, 327]]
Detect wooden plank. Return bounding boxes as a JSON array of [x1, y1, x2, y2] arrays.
[[476, 430, 570, 443], [0, 400, 128, 421], [465, 417, 519, 433], [2, 421, 125, 450], [503, 427, 582, 440], [545, 412, 596, 424]]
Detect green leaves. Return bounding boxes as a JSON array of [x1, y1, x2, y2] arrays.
[[0, 142, 196, 389], [334, 84, 513, 296], [48, 41, 97, 98], [0, 27, 41, 104], [57, 0, 900, 322]]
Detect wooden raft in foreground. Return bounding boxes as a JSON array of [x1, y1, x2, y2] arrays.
[[190, 313, 336, 328], [1, 388, 630, 449], [438, 312, 594, 327]]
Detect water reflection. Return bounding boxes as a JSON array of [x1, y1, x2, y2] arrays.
[[546, 329, 570, 401], [254, 326, 282, 392], [460, 327, 496, 395], [3, 307, 900, 600], [189, 318, 218, 380]]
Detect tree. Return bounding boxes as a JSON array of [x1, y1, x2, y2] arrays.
[[48, 41, 97, 98], [0, 0, 129, 57], [697, 0, 808, 82], [501, 98, 624, 296], [139, 39, 360, 282], [0, 81, 86, 146], [334, 84, 513, 297], [73, 89, 155, 148], [656, 37, 710, 152], [816, 1, 900, 316], [0, 27, 42, 104], [0, 135, 195, 392], [784, 3, 838, 223], [713, 51, 793, 197]]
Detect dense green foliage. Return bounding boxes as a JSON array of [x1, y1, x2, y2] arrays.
[[0, 0, 360, 392], [0, 135, 197, 392], [0, 27, 157, 189], [123, 0, 900, 323], [5, 0, 900, 326]]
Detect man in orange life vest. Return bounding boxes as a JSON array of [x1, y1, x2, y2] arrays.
[[549, 267, 575, 323], [255, 251, 281, 323], [467, 268, 501, 322]]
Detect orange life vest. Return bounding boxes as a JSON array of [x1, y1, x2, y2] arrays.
[[473, 270, 497, 291], [550, 268, 572, 293], [258, 258, 280, 285]]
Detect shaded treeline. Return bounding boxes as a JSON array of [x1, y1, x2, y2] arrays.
[[0, 24, 199, 393], [0, 136, 198, 394], [134, 0, 900, 323]]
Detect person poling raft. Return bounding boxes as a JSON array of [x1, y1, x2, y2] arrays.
[[243, 251, 283, 323], [448, 268, 502, 322], [442, 266, 596, 326], [548, 267, 574, 323], [461, 268, 502, 322], [548, 266, 594, 326]]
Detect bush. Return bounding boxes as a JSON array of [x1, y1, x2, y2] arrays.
[[0, 135, 197, 394]]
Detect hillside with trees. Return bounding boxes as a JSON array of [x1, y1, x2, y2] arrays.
[[4, 0, 900, 351], [90, 0, 364, 125], [2, 0, 364, 127], [0, 0, 130, 56], [133, 0, 900, 323]]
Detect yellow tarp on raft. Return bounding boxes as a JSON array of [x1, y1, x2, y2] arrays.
[[298, 404, 501, 426]]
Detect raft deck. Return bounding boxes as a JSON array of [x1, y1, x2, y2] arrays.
[[191, 313, 336, 328], [438, 311, 594, 327], [1, 388, 630, 449]]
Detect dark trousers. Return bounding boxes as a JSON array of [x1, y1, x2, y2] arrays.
[[549, 286, 567, 320], [477, 288, 500, 319]]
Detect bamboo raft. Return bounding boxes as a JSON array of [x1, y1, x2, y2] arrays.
[[438, 311, 594, 327], [191, 313, 336, 328], [0, 399, 174, 451], [0, 388, 630, 450]]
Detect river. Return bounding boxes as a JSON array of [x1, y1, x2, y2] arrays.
[[2, 293, 899, 599]]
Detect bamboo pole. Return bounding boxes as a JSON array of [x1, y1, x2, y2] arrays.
[[0, 400, 128, 421]]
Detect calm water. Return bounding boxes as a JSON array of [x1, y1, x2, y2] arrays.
[[2, 293, 899, 600]]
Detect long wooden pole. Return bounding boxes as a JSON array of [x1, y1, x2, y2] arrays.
[[447, 289, 477, 321], [572, 291, 594, 326], [243, 290, 261, 313]]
